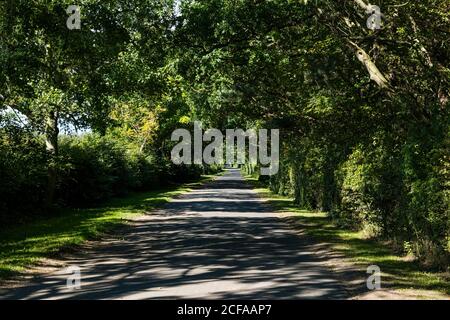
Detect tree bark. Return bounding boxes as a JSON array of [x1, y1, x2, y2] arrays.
[[347, 0, 390, 90], [44, 110, 59, 209], [348, 40, 390, 89], [353, 0, 369, 11]]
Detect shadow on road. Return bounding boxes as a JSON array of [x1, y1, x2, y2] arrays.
[[1, 170, 348, 300]]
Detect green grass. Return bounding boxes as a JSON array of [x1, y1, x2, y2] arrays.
[[0, 174, 217, 280], [245, 176, 450, 297]]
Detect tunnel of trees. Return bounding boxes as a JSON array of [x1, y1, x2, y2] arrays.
[[0, 0, 449, 269]]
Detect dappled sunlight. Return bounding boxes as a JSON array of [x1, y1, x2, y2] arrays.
[[0, 179, 210, 280], [246, 178, 450, 295], [1, 170, 347, 299]]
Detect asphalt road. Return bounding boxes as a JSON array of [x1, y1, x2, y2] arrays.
[[1, 169, 347, 300]]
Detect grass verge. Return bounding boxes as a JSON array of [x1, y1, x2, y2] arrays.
[[245, 176, 450, 298], [0, 174, 218, 281]]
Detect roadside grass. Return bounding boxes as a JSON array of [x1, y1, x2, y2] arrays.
[[0, 174, 218, 281], [245, 176, 450, 297]]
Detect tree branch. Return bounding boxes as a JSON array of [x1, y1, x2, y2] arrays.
[[348, 40, 390, 89]]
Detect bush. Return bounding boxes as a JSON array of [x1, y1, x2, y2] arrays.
[[0, 127, 47, 225], [256, 129, 449, 269], [0, 131, 210, 226]]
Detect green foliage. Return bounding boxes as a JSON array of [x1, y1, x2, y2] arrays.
[[0, 127, 47, 224], [0, 131, 204, 226], [185, 0, 450, 268], [58, 134, 157, 205]]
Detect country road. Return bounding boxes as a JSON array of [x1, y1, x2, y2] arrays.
[[0, 169, 347, 300]]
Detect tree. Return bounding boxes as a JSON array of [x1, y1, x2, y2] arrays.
[[0, 0, 175, 206]]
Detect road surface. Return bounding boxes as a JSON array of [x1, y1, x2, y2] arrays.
[[1, 169, 347, 299]]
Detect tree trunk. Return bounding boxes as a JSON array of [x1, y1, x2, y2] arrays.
[[44, 110, 59, 209]]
